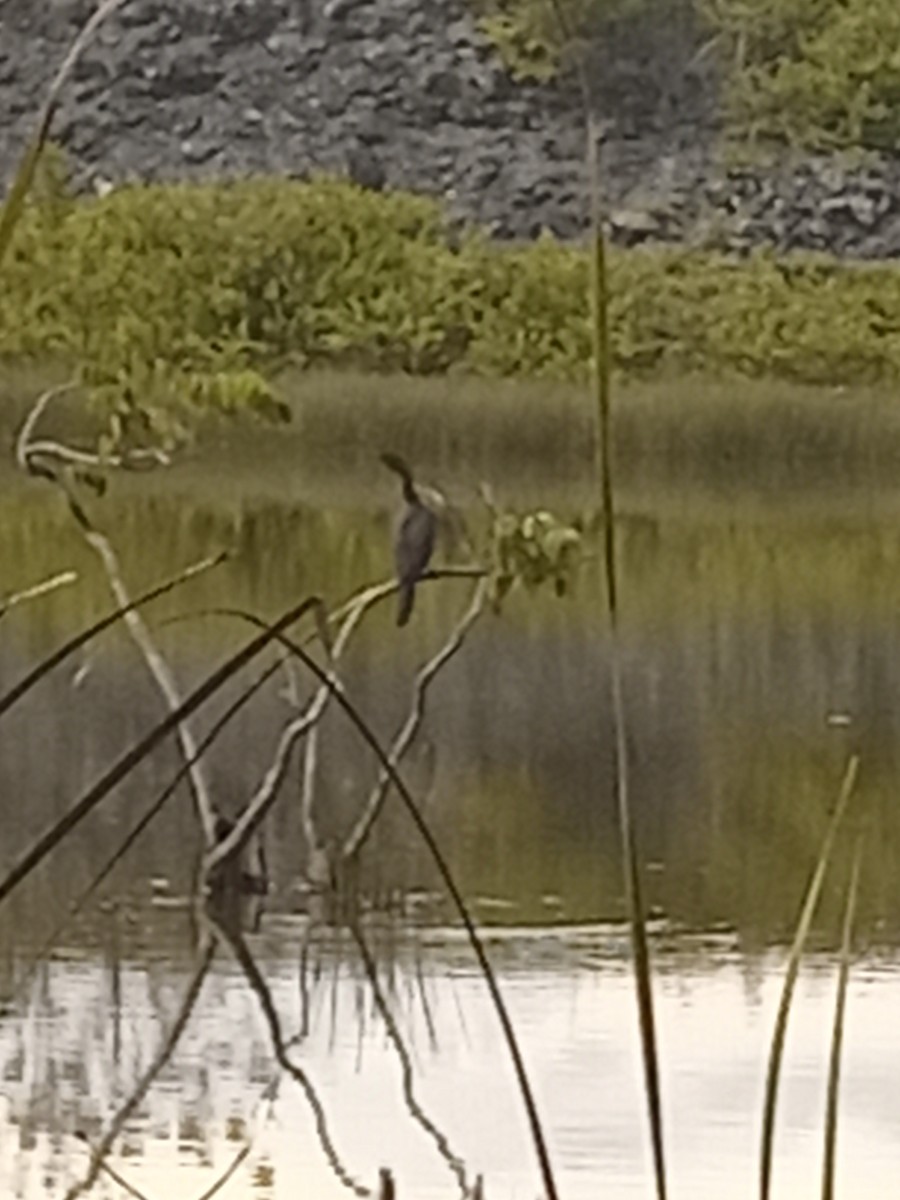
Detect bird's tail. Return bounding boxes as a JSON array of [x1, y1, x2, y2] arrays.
[[396, 582, 416, 627]]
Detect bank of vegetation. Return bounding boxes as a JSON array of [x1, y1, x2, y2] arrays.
[[476, 0, 900, 151], [4, 167, 900, 436]]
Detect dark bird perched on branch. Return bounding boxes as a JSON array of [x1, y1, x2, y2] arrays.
[[381, 451, 437, 627]]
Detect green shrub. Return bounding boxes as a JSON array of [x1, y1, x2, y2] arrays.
[[5, 173, 900, 400], [704, 0, 900, 149], [472, 0, 661, 79]]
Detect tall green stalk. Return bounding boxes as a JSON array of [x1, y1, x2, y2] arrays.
[[588, 115, 667, 1200], [760, 754, 859, 1200], [822, 829, 864, 1200], [546, 0, 667, 1190]]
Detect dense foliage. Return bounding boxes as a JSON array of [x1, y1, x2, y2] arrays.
[[707, 0, 900, 149], [471, 0, 642, 79], [476, 0, 900, 150], [5, 174, 900, 404]]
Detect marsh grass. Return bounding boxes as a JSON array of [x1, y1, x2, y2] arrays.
[[6, 365, 900, 498]]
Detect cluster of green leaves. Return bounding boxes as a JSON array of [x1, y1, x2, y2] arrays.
[[475, 0, 900, 151], [705, 0, 900, 149], [488, 508, 583, 610], [472, 0, 651, 79], [6, 173, 900, 396]]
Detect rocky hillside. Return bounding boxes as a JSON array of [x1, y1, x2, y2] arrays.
[[4, 0, 900, 257]]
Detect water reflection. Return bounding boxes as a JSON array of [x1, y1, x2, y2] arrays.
[[0, 484, 896, 940], [2, 927, 900, 1199]]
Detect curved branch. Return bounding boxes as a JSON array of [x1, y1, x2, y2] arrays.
[[201, 615, 559, 1200], [18, 390, 218, 845], [15, 385, 76, 470], [342, 577, 488, 862], [26, 438, 171, 471]]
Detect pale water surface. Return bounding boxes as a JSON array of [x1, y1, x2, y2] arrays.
[[1, 927, 899, 1199]]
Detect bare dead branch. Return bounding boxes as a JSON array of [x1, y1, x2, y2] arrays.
[[0, 595, 321, 908], [201, 591, 386, 884], [0, 569, 77, 622], [18, 389, 218, 846], [342, 577, 489, 862], [0, 549, 227, 721], [26, 438, 171, 471], [195, 570, 488, 884], [15, 384, 77, 471]]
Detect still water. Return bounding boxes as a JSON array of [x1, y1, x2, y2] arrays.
[[0, 446, 899, 1197], [2, 928, 900, 1199]]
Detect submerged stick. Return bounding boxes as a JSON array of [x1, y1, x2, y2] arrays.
[[760, 754, 860, 1200]]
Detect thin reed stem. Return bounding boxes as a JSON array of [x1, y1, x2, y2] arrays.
[[546, 0, 668, 1193], [822, 829, 865, 1200], [761, 754, 860, 1200]]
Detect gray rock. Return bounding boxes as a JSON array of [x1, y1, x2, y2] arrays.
[[3, 0, 900, 255]]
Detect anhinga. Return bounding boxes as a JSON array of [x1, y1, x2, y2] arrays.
[[381, 452, 437, 627]]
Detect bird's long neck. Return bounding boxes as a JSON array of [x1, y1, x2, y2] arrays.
[[400, 476, 418, 505]]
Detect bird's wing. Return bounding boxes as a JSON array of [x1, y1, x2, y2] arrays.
[[395, 505, 437, 584]]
